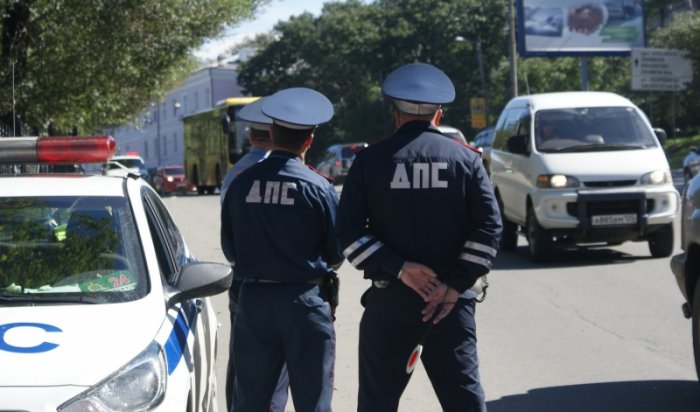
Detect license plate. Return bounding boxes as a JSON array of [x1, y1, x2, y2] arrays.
[[591, 214, 637, 226]]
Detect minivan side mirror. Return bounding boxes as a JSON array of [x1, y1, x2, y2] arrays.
[[653, 128, 667, 145], [507, 134, 529, 155]]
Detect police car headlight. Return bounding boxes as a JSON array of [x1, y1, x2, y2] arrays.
[[641, 170, 671, 185], [537, 174, 580, 188], [58, 342, 166, 412]]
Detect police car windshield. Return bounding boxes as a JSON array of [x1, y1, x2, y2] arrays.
[[535, 107, 658, 153], [0, 196, 147, 304]]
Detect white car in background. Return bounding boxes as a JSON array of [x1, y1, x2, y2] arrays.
[[0, 135, 231, 411]]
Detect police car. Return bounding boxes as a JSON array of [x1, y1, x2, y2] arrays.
[[0, 135, 232, 411]]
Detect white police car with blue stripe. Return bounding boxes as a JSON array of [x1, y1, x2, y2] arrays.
[[0, 135, 232, 411]]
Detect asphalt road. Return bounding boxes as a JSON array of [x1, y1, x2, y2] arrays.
[[164, 186, 700, 412]]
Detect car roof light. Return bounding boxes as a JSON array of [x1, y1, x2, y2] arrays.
[[0, 135, 116, 164]]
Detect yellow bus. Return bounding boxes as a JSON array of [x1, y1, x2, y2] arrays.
[[183, 96, 260, 194]]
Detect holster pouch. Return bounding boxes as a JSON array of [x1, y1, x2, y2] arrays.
[[323, 272, 340, 321]]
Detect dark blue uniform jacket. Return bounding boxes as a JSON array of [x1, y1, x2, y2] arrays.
[[221, 150, 343, 282], [335, 121, 502, 293]]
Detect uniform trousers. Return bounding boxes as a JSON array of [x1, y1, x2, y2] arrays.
[[358, 282, 486, 412], [227, 280, 290, 412], [233, 282, 335, 412]]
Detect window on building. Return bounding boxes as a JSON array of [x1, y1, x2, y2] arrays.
[[144, 141, 149, 159], [194, 92, 199, 112], [163, 134, 168, 155], [161, 102, 167, 121], [182, 95, 188, 114], [204, 88, 210, 109], [173, 133, 178, 153]]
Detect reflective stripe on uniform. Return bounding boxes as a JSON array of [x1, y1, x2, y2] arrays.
[[463, 241, 497, 257], [459, 252, 492, 269], [343, 235, 375, 257], [351, 241, 384, 267]]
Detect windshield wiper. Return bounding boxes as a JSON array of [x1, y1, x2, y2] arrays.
[[0, 293, 100, 304], [550, 143, 647, 153]]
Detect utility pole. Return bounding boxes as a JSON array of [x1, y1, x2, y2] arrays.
[[508, 0, 518, 97]]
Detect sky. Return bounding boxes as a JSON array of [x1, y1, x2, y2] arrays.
[[194, 0, 327, 60]]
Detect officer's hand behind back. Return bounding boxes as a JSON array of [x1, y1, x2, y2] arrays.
[[398, 261, 440, 301]]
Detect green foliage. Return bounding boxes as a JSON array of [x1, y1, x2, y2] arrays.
[[0, 0, 263, 134], [237, 0, 510, 163], [650, 10, 700, 136]]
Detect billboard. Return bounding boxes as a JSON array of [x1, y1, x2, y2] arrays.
[[516, 0, 646, 57]]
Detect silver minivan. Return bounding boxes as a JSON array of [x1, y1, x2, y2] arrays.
[[489, 91, 678, 262]]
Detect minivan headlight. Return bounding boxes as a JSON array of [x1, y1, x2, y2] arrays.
[[641, 170, 671, 185], [537, 174, 580, 188], [58, 342, 166, 412]]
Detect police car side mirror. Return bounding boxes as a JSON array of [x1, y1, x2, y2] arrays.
[[653, 128, 667, 145], [166, 262, 233, 306]]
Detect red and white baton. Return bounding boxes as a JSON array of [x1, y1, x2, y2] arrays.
[[405, 303, 443, 374]]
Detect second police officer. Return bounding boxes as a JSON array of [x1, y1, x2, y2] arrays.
[[220, 97, 290, 412], [221, 87, 343, 412], [335, 63, 503, 411]]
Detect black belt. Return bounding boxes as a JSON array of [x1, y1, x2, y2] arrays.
[[242, 277, 325, 285]]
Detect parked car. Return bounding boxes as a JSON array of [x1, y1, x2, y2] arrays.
[[0, 135, 231, 411], [102, 153, 148, 179], [471, 127, 495, 171], [683, 146, 700, 184], [489, 91, 677, 262], [472, 127, 495, 152], [670, 176, 700, 382], [316, 142, 368, 183], [437, 125, 468, 145], [152, 165, 196, 195]]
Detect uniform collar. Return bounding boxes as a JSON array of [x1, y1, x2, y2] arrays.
[[269, 150, 302, 161], [397, 120, 435, 134]]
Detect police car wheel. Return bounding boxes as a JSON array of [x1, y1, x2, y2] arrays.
[[692, 279, 700, 382], [526, 205, 551, 263]]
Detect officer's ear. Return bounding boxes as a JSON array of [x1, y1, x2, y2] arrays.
[[432, 109, 443, 126]]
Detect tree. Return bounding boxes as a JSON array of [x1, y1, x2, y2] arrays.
[[0, 0, 265, 136], [237, 0, 510, 163], [650, 10, 700, 135]]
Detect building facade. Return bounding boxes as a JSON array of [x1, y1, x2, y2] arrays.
[[109, 57, 248, 171]]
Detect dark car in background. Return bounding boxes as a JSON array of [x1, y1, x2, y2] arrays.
[[670, 175, 700, 382], [683, 146, 700, 184], [152, 165, 196, 196], [316, 142, 368, 183], [471, 127, 495, 171]]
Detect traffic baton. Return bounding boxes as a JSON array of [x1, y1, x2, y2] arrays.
[[405, 303, 443, 374]]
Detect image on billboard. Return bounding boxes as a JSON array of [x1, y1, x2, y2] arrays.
[[516, 0, 646, 56]]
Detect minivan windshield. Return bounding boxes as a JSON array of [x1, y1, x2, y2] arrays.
[[535, 107, 658, 153]]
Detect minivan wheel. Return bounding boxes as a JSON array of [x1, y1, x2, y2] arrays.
[[648, 223, 674, 258], [526, 205, 552, 263], [692, 280, 700, 382]]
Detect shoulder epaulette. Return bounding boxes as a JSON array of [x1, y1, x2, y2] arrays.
[[307, 165, 335, 184]]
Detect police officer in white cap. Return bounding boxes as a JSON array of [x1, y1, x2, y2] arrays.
[[220, 97, 273, 203], [219, 96, 290, 412], [221, 87, 343, 412], [335, 63, 502, 411]]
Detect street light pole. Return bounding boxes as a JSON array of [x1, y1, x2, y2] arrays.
[[508, 0, 518, 98]]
